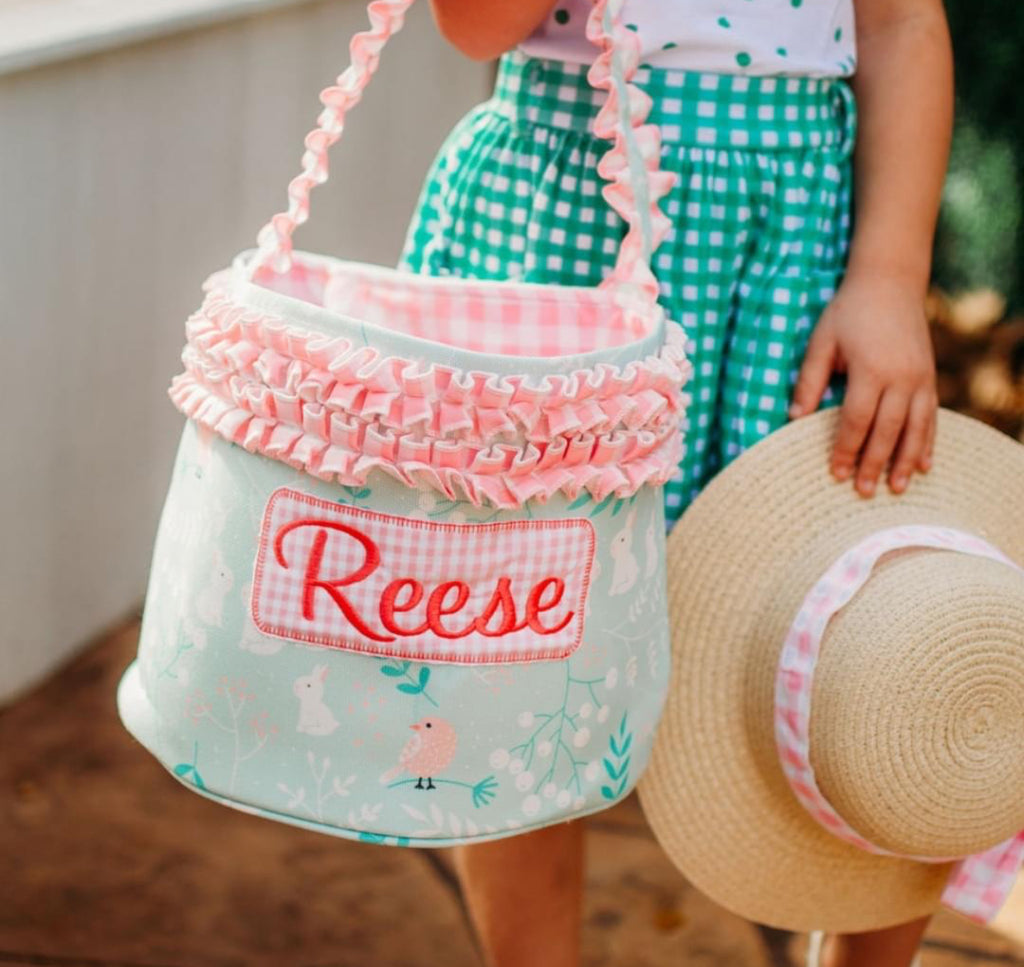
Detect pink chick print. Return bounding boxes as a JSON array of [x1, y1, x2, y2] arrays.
[[380, 717, 458, 790]]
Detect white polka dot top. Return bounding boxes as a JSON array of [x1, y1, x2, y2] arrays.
[[519, 0, 856, 77]]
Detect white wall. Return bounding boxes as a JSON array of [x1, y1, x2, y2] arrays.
[[0, 0, 490, 704]]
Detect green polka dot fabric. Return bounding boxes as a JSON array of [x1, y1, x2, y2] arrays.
[[399, 52, 855, 527], [519, 0, 856, 77]]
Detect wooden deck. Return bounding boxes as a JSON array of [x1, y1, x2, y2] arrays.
[[2, 618, 1022, 967]]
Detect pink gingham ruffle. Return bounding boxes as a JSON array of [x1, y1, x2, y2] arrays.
[[585, 0, 676, 311], [169, 289, 690, 509]]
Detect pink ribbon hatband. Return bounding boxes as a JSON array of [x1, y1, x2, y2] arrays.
[[774, 524, 1024, 924]]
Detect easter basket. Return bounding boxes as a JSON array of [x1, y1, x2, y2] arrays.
[[116, 0, 691, 846]]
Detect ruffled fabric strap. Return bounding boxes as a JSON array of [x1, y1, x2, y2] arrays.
[[586, 0, 675, 313], [774, 524, 1024, 924], [249, 0, 674, 310], [251, 0, 416, 275]]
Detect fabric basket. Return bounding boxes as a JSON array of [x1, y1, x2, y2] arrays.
[[116, 0, 691, 846]]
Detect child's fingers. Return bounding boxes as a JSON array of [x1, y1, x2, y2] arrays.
[[855, 388, 910, 497], [789, 323, 837, 419], [831, 378, 881, 482], [888, 389, 934, 493], [919, 400, 938, 472]]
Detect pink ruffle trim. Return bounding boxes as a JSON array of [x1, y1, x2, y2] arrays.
[[252, 0, 415, 275], [586, 0, 677, 310], [170, 288, 692, 510]]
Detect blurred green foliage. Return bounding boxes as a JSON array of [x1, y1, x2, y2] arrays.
[[933, 1, 1023, 308]]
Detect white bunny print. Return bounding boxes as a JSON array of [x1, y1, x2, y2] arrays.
[[238, 583, 283, 655], [165, 476, 226, 553], [294, 664, 340, 736], [644, 510, 660, 579], [181, 613, 208, 652], [608, 507, 640, 596], [195, 547, 234, 628]]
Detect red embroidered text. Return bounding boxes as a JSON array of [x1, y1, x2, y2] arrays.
[[251, 488, 595, 664]]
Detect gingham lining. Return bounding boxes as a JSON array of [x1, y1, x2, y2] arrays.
[[251, 488, 596, 664], [775, 525, 1024, 924], [218, 255, 669, 373], [320, 262, 645, 356]]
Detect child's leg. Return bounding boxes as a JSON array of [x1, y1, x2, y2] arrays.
[[824, 914, 932, 967], [451, 820, 584, 967], [396, 56, 617, 967]]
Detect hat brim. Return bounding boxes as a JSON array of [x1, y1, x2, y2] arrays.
[[638, 407, 1024, 932]]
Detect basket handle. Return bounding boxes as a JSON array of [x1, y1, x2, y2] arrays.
[[248, 0, 673, 312]]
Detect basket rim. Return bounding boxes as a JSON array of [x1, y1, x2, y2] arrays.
[[229, 249, 670, 377]]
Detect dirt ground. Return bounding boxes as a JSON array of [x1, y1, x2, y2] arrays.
[[2, 618, 1022, 967]]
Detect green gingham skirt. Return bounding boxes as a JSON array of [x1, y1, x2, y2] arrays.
[[400, 51, 857, 527]]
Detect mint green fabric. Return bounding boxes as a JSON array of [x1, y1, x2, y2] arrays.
[[400, 52, 855, 525], [119, 420, 670, 847]]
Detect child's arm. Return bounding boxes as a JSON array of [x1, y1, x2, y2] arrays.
[[429, 0, 557, 61], [789, 0, 953, 497]]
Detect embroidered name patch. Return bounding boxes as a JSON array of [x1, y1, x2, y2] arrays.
[[251, 488, 596, 664]]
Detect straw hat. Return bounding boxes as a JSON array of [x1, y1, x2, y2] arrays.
[[638, 406, 1024, 933]]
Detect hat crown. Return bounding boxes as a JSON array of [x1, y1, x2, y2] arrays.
[[811, 549, 1024, 858], [640, 407, 1024, 931]]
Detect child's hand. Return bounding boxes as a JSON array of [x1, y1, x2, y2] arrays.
[[787, 0, 950, 498], [788, 272, 938, 497]]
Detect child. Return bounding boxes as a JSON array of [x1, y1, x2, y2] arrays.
[[400, 1, 952, 965]]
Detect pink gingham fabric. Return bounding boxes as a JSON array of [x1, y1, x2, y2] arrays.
[[774, 524, 1024, 924], [252, 487, 596, 664], [321, 264, 646, 356], [234, 257, 656, 357]]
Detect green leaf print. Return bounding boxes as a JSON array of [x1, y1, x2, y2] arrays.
[[610, 493, 638, 518], [172, 742, 206, 790], [336, 485, 372, 507], [566, 492, 592, 511], [600, 714, 633, 802], [380, 660, 438, 707], [471, 775, 499, 808], [359, 831, 411, 847], [387, 774, 498, 809]]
